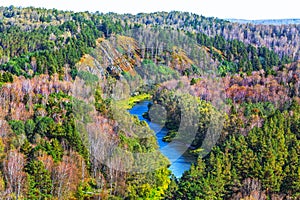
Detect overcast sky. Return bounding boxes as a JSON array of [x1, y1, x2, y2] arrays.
[[0, 0, 299, 20]]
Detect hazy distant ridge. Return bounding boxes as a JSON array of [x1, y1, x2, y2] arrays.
[[227, 18, 300, 25]]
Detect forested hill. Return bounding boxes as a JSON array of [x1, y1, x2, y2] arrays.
[[0, 5, 299, 199], [114, 12, 300, 60]]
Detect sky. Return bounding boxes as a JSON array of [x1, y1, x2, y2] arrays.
[[0, 0, 299, 20]]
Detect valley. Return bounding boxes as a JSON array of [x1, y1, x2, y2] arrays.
[[0, 5, 298, 199]]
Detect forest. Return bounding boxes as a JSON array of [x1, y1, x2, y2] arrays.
[[0, 5, 299, 199]]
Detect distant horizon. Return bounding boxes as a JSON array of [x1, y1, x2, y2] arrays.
[[4, 5, 300, 21], [1, 0, 300, 20], [226, 18, 300, 20], [2, 5, 300, 22], [225, 18, 300, 24]]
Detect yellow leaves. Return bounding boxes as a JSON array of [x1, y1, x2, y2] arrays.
[[0, 172, 4, 193], [172, 46, 193, 64], [171, 46, 194, 72], [211, 46, 225, 58], [78, 54, 95, 67], [116, 35, 138, 51], [190, 147, 204, 154], [203, 46, 211, 52], [203, 45, 225, 59], [241, 196, 259, 200], [95, 37, 105, 45]]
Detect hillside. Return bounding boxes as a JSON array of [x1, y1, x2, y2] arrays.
[[0, 6, 299, 200]]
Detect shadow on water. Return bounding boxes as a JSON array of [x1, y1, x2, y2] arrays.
[[128, 100, 196, 178]]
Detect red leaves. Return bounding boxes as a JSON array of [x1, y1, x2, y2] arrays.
[[0, 74, 72, 121]]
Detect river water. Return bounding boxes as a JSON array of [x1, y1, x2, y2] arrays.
[[128, 100, 196, 178]]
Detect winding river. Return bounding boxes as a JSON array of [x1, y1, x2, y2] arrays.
[[128, 100, 196, 178]]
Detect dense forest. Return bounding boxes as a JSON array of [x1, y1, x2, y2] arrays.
[[0, 5, 299, 199]]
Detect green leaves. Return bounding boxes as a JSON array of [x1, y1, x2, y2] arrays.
[[35, 116, 55, 137], [77, 70, 99, 85], [9, 120, 25, 135], [25, 119, 36, 142], [26, 160, 53, 199]]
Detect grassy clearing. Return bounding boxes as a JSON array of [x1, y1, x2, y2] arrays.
[[117, 93, 151, 109]]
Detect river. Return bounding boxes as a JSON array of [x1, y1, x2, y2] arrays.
[[128, 100, 196, 178]]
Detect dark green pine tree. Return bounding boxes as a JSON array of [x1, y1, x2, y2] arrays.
[[176, 159, 216, 200], [281, 143, 300, 197], [259, 112, 288, 193], [26, 160, 53, 199], [25, 119, 36, 143]]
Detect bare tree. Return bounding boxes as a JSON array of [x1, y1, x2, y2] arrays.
[[3, 149, 26, 199]]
